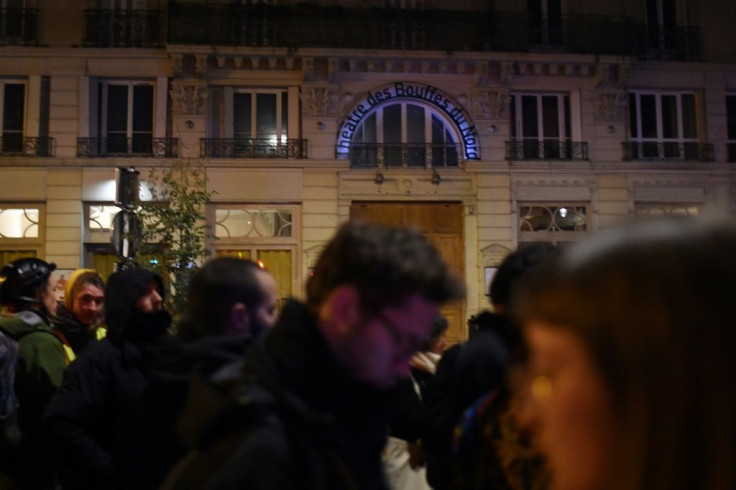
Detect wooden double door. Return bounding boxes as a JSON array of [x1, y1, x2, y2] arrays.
[[350, 202, 466, 343]]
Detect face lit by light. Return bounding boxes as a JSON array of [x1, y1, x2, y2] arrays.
[[340, 294, 438, 389], [524, 323, 618, 490], [71, 283, 105, 327]]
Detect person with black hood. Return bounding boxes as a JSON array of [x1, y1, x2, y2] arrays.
[[42, 266, 171, 490], [120, 257, 279, 490], [0, 258, 66, 489]]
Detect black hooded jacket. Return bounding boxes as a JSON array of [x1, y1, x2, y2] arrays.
[[165, 299, 391, 490], [42, 267, 171, 490]]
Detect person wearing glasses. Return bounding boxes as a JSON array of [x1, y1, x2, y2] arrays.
[[164, 221, 465, 490], [517, 218, 736, 490]]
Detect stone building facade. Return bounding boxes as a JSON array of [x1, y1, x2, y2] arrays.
[[1, 0, 735, 340]]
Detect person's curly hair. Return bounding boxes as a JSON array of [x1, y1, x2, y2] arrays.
[[306, 221, 464, 315]]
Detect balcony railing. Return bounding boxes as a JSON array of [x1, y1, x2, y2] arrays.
[[728, 143, 736, 163], [0, 8, 40, 46], [201, 138, 307, 159], [348, 143, 461, 168], [506, 140, 588, 161], [0, 136, 54, 157], [78, 138, 178, 158], [644, 25, 701, 61], [167, 5, 698, 58], [622, 142, 714, 162], [84, 9, 162, 47]]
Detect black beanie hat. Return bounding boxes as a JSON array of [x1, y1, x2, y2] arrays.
[[105, 267, 164, 333]]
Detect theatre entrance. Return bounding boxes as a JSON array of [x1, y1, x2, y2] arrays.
[[350, 202, 466, 343]]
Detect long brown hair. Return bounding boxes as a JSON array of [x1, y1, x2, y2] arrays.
[[515, 218, 736, 490]]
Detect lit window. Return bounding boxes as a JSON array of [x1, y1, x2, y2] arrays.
[[0, 208, 39, 238], [214, 208, 292, 238], [518, 203, 589, 247], [635, 203, 699, 216]]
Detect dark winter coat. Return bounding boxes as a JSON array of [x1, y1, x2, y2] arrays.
[[0, 310, 66, 489], [424, 311, 513, 490], [119, 334, 252, 490], [42, 267, 170, 490], [165, 299, 392, 490]]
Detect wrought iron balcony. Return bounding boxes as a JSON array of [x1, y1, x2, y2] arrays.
[[201, 138, 307, 159], [622, 142, 714, 162], [348, 143, 461, 168], [727, 143, 736, 163], [84, 9, 162, 48], [0, 136, 54, 157], [77, 138, 178, 158], [506, 140, 588, 161], [167, 4, 662, 57], [0, 8, 40, 46], [643, 25, 701, 61]]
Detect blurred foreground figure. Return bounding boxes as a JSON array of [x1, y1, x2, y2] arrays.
[[517, 218, 736, 490], [164, 221, 464, 490]]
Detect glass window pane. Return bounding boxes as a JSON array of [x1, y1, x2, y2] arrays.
[[640, 95, 657, 138], [107, 85, 128, 133], [681, 94, 696, 139], [254, 210, 292, 237], [629, 93, 638, 138], [256, 93, 277, 140], [258, 249, 291, 310], [0, 208, 39, 238], [541, 95, 559, 139], [3, 84, 24, 132], [510, 94, 516, 138], [363, 113, 377, 143], [234, 93, 252, 137], [521, 96, 539, 139], [216, 250, 252, 260], [215, 209, 253, 238], [406, 104, 425, 143], [132, 85, 153, 133], [281, 91, 288, 139], [661, 95, 678, 139], [383, 104, 401, 144], [727, 95, 736, 140], [0, 250, 36, 269]]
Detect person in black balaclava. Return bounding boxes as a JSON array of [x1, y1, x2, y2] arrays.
[[42, 267, 171, 490]]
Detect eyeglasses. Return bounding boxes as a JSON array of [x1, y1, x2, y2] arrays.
[[374, 310, 427, 355]]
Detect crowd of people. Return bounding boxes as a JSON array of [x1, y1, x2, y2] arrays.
[[0, 218, 733, 490]]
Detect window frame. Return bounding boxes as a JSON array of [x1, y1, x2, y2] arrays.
[[517, 202, 590, 247], [0, 79, 27, 152], [207, 203, 301, 305], [628, 90, 698, 144], [223, 88, 288, 142], [99, 80, 155, 142], [0, 203, 45, 263]]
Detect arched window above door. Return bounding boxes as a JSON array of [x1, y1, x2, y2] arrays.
[[349, 101, 460, 168]]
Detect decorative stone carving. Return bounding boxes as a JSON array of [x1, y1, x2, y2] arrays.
[[171, 83, 209, 116], [301, 86, 336, 116], [472, 90, 510, 120], [195, 55, 208, 77], [594, 92, 626, 123]]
